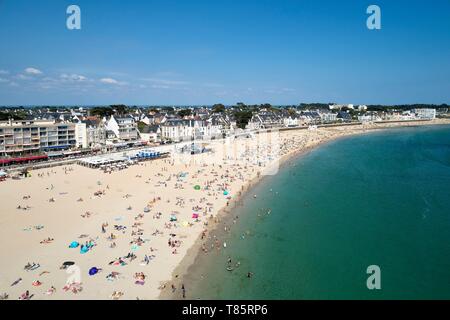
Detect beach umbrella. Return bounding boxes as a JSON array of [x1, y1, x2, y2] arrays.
[[192, 213, 199, 219], [194, 185, 201, 190], [63, 261, 75, 266], [223, 190, 229, 196], [69, 241, 79, 248], [89, 267, 99, 276]]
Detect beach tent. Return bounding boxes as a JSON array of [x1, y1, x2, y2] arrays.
[[170, 215, 177, 222], [80, 245, 89, 254]]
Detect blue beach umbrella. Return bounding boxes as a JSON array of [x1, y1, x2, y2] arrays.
[[69, 241, 79, 248]]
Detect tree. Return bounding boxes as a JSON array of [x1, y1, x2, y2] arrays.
[[178, 109, 192, 117], [162, 106, 175, 113], [0, 110, 28, 121], [212, 104, 225, 113], [110, 104, 128, 115], [91, 106, 114, 117], [287, 108, 296, 116], [233, 110, 253, 129], [137, 121, 147, 132]]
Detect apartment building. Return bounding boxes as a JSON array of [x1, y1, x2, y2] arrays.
[[0, 119, 84, 157]]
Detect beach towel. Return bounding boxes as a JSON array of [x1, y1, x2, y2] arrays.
[[80, 246, 89, 254], [89, 267, 99, 276]]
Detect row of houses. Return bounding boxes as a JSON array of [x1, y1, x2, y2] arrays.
[[0, 106, 439, 157]]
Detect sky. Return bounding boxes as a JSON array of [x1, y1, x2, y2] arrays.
[[0, 0, 449, 106]]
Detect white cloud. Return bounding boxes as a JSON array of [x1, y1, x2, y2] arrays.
[[100, 77, 119, 84], [0, 78, 9, 83], [60, 73, 87, 82], [16, 74, 32, 80], [0, 70, 9, 75], [142, 78, 189, 86], [151, 84, 170, 89], [25, 67, 43, 75], [100, 77, 127, 86]]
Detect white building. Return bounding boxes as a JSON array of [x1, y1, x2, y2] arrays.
[[104, 116, 139, 142], [138, 125, 160, 143], [358, 114, 381, 123], [247, 113, 283, 130], [283, 116, 299, 127], [0, 119, 79, 156], [413, 108, 436, 120], [160, 119, 222, 142], [358, 105, 368, 112], [75, 122, 87, 149], [320, 112, 337, 123]]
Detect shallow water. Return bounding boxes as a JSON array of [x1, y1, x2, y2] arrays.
[[185, 125, 450, 299]]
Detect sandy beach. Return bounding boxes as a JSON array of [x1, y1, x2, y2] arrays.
[[1, 119, 449, 300]]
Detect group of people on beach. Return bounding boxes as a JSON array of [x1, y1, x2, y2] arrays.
[[6, 129, 327, 300]]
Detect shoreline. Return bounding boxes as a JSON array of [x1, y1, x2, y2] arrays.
[[1, 119, 449, 300], [158, 119, 450, 300]]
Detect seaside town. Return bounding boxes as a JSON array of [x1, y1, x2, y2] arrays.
[[1, 103, 448, 171], [0, 101, 450, 300]]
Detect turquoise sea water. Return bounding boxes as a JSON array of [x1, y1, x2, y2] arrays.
[[185, 125, 450, 299]]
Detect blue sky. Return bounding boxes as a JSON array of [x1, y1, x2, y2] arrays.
[[0, 0, 449, 106]]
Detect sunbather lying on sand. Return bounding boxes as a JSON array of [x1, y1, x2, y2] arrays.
[[111, 291, 124, 300], [40, 237, 54, 244], [19, 290, 33, 300]]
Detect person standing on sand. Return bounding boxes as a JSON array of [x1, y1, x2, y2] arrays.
[[181, 284, 186, 299]]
